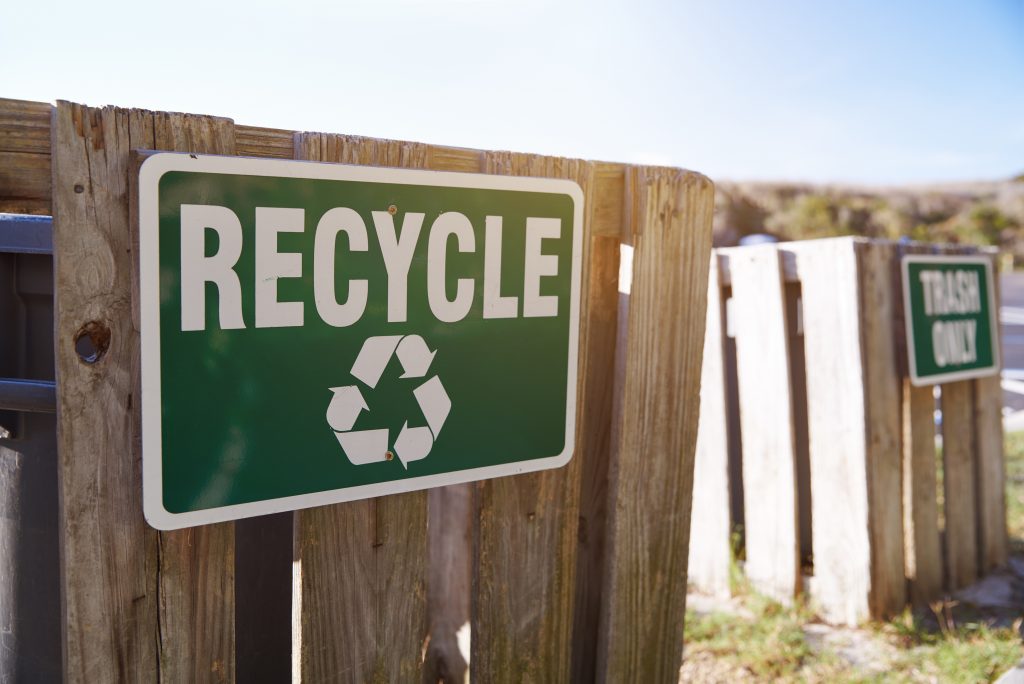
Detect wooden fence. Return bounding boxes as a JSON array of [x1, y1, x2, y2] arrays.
[[687, 238, 1008, 625], [0, 97, 714, 682]]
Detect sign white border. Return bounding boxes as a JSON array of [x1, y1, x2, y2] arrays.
[[139, 152, 585, 530], [900, 253, 1001, 387]]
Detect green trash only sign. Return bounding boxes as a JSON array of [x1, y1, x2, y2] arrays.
[[901, 255, 1000, 387], [139, 153, 583, 530]]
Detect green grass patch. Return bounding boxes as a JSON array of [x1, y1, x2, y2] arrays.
[[683, 432, 1024, 682], [685, 599, 1022, 683], [876, 608, 1023, 683], [684, 595, 817, 680]]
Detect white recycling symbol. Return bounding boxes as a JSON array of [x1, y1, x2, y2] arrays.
[[326, 335, 451, 469]]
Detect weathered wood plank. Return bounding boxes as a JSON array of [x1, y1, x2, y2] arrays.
[[53, 101, 160, 683], [592, 162, 626, 237], [858, 241, 906, 618], [292, 132, 430, 684], [0, 151, 51, 200], [721, 245, 799, 285], [148, 111, 238, 684], [470, 151, 593, 684], [569, 230, 622, 683], [596, 166, 714, 683], [902, 381, 942, 605], [730, 245, 799, 603], [974, 373, 1007, 572], [0, 199, 49, 215], [0, 100, 63, 213], [687, 255, 732, 598], [0, 98, 51, 154], [792, 238, 872, 625], [942, 380, 979, 589]]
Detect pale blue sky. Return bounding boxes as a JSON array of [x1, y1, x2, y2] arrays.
[[4, 0, 1023, 184]]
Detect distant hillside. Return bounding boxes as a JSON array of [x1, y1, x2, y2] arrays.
[[713, 176, 1024, 262]]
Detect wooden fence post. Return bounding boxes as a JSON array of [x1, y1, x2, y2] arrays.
[[53, 101, 239, 682], [595, 167, 713, 683], [728, 245, 799, 603], [975, 374, 1007, 572], [902, 381, 942, 605], [687, 254, 732, 598], [150, 111, 238, 683], [469, 152, 594, 683], [789, 238, 906, 623], [792, 238, 872, 625], [858, 241, 906, 618], [975, 259, 1008, 571], [291, 132, 465, 683], [53, 102, 157, 682], [942, 380, 979, 589], [570, 164, 625, 684], [895, 244, 942, 607]]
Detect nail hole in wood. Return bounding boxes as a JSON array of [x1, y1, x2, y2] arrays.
[[74, 321, 111, 364]]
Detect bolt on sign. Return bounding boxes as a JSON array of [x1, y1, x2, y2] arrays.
[[901, 255, 1000, 386], [139, 153, 583, 529]]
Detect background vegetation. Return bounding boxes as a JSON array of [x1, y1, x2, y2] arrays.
[[713, 177, 1024, 265]]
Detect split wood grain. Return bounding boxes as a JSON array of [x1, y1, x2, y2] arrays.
[[687, 254, 733, 599], [942, 380, 979, 589], [792, 238, 872, 625], [470, 151, 593, 684], [55, 101, 238, 683], [729, 245, 800, 603], [596, 166, 714, 684], [53, 102, 161, 683], [292, 132, 431, 684]]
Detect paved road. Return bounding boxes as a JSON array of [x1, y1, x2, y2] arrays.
[[1000, 273, 1024, 415]]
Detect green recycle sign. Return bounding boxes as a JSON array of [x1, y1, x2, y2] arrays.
[[325, 335, 451, 469]]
